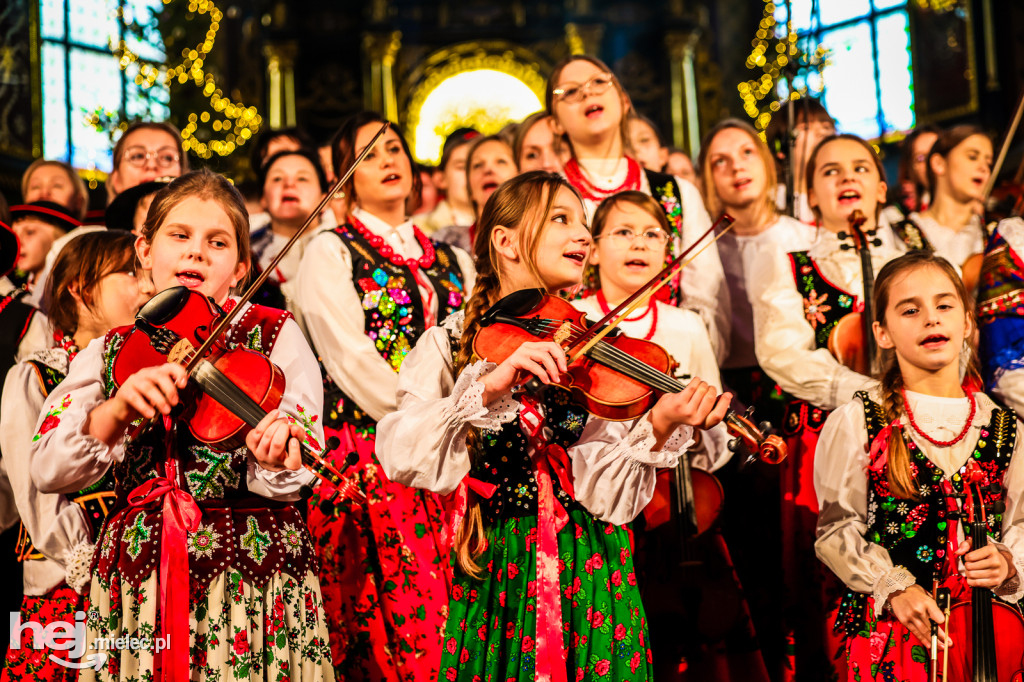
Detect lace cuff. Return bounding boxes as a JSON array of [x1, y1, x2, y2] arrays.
[[64, 541, 95, 595], [619, 418, 693, 468], [990, 542, 1024, 603], [872, 564, 917, 617], [449, 360, 519, 431]]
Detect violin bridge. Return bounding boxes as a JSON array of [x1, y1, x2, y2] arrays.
[[168, 339, 196, 365], [553, 321, 573, 347]]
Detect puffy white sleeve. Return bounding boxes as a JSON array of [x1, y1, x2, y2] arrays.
[[17, 312, 52, 361], [677, 178, 730, 365], [993, 421, 1024, 602], [570, 417, 693, 526], [294, 230, 401, 422], [245, 317, 321, 501], [814, 399, 913, 615], [375, 325, 519, 494], [749, 243, 876, 410], [992, 368, 1024, 416], [2, 361, 93, 590], [30, 338, 122, 495]]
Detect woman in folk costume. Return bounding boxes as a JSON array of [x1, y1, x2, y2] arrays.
[[1, 231, 145, 680], [545, 55, 730, 362], [748, 134, 906, 679], [815, 251, 1024, 680], [376, 170, 731, 682], [295, 111, 475, 681], [30, 169, 333, 682]]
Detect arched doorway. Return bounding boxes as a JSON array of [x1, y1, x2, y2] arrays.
[[400, 41, 551, 164]]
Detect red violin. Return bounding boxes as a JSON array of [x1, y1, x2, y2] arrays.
[[473, 288, 787, 466], [111, 286, 363, 504]]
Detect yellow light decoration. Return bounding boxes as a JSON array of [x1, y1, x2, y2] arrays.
[[111, 0, 261, 159]]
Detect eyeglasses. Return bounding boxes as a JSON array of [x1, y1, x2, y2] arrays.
[[552, 72, 614, 103], [122, 146, 181, 169], [596, 227, 670, 247]]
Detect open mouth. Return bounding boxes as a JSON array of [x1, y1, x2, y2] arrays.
[[280, 193, 300, 204], [838, 189, 861, 204], [382, 173, 401, 184], [585, 104, 604, 119], [920, 333, 949, 348], [482, 180, 499, 193], [733, 179, 751, 190], [563, 250, 587, 265], [625, 258, 650, 270], [176, 270, 205, 287]]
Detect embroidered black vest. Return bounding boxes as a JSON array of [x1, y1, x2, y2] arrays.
[[891, 216, 933, 252], [834, 392, 1017, 636], [92, 303, 318, 590], [473, 385, 589, 525], [321, 224, 467, 430], [782, 251, 858, 435], [646, 170, 685, 306], [17, 357, 118, 562]]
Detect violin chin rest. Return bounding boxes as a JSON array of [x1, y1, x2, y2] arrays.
[[137, 286, 194, 324], [481, 288, 546, 325]]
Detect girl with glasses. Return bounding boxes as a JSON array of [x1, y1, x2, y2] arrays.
[[546, 55, 730, 364], [107, 121, 187, 202]]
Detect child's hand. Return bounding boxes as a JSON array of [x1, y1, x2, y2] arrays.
[[957, 538, 1017, 588], [651, 378, 732, 433], [114, 364, 189, 420], [246, 409, 303, 472], [481, 341, 567, 405], [888, 584, 950, 648]]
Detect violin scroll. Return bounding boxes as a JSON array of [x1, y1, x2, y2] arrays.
[[723, 409, 787, 466]]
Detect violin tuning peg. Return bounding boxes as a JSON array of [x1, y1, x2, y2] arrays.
[[990, 500, 1007, 515], [871, 239, 882, 247], [837, 231, 850, 240], [744, 406, 754, 418], [758, 421, 772, 434], [839, 244, 853, 251], [989, 482, 1002, 494], [727, 438, 740, 453]]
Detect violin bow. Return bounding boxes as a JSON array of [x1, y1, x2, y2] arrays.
[[565, 213, 735, 364], [983, 88, 1024, 200], [181, 122, 390, 374]]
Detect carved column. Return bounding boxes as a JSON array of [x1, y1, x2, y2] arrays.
[[363, 30, 402, 122], [665, 28, 702, 155], [262, 41, 298, 128]]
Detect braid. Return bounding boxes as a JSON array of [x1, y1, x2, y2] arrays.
[[878, 349, 917, 500]]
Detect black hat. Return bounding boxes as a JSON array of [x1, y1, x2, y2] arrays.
[[0, 221, 18, 278], [105, 178, 172, 231], [9, 201, 82, 233]]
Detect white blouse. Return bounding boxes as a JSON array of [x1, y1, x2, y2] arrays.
[[293, 207, 476, 422], [574, 158, 731, 365], [906, 211, 985, 267], [815, 389, 1024, 614], [748, 228, 905, 410], [2, 348, 94, 595], [716, 215, 816, 369], [574, 295, 730, 472], [374, 311, 694, 527], [30, 301, 321, 500]]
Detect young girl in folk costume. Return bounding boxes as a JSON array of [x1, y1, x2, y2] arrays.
[[545, 55, 730, 362], [748, 134, 906, 679], [890, 125, 992, 269], [249, 149, 328, 310], [881, 126, 941, 225], [21, 158, 89, 221], [376, 171, 731, 682], [815, 251, 1024, 680], [295, 111, 475, 681], [575, 190, 768, 682], [977, 216, 1024, 414], [30, 169, 333, 682], [1, 231, 144, 681]]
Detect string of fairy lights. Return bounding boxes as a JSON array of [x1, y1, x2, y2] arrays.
[[110, 0, 261, 159], [737, 0, 826, 136]]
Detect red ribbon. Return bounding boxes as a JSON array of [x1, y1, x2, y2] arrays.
[[519, 395, 575, 682], [127, 462, 200, 682], [868, 418, 902, 472]]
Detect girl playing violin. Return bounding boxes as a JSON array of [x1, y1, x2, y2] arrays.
[[815, 250, 1024, 680], [891, 125, 992, 267], [748, 133, 906, 679], [575, 189, 769, 681], [1, 231, 144, 681], [375, 170, 731, 682], [546, 55, 730, 361], [295, 111, 475, 682], [29, 169, 333, 682]]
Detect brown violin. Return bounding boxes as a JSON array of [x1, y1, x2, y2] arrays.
[[474, 289, 787, 465], [828, 209, 879, 374]]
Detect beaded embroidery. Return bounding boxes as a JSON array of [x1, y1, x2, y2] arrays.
[[789, 251, 856, 347]]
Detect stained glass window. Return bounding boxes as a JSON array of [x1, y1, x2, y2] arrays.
[[775, 0, 914, 140], [40, 0, 169, 172]]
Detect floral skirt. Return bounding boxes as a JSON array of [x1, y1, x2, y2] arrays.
[[843, 600, 929, 682], [80, 567, 332, 681], [442, 508, 653, 682], [306, 422, 449, 682], [2, 584, 81, 682]]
